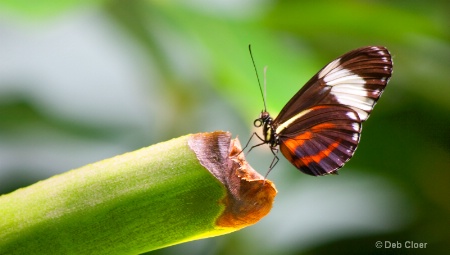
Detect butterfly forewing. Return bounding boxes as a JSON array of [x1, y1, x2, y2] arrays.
[[275, 46, 392, 124], [272, 46, 392, 176]]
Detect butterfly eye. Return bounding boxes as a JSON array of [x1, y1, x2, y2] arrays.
[[254, 119, 263, 127]]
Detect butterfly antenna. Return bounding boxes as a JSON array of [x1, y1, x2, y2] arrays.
[[248, 44, 267, 112], [264, 66, 268, 109]]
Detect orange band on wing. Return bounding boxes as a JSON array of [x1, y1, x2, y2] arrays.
[[300, 140, 340, 165], [281, 137, 341, 169], [282, 131, 313, 149], [280, 122, 337, 164]]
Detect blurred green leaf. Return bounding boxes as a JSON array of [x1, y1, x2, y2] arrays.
[[0, 0, 101, 19]]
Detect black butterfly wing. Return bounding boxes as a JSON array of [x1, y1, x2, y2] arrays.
[[273, 46, 393, 176], [275, 46, 393, 123]]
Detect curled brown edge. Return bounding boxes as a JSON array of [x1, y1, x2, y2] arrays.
[[188, 131, 277, 229]]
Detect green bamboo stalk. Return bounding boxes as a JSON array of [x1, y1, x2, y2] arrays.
[[0, 131, 276, 254]]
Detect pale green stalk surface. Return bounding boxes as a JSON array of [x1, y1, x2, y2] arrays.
[[0, 135, 226, 254]]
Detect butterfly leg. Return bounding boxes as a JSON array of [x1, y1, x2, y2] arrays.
[[241, 132, 257, 152], [264, 147, 279, 179], [239, 132, 266, 156]]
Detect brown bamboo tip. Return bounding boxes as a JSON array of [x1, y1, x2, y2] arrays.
[[188, 131, 277, 229]]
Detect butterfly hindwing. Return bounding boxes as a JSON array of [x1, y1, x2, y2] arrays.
[[277, 105, 361, 176]]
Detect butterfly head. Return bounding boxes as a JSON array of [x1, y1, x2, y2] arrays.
[[254, 111, 278, 147], [254, 111, 270, 127]]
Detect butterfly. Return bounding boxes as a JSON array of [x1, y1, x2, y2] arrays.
[[247, 46, 393, 176]]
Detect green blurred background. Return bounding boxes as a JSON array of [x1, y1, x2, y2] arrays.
[[0, 0, 449, 254]]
